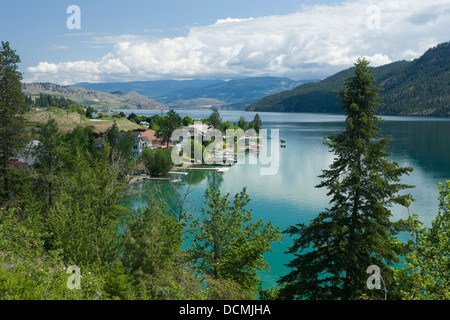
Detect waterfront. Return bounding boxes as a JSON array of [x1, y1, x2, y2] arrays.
[[121, 110, 450, 289]]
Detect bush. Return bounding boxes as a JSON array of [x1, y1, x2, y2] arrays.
[[142, 148, 173, 177]]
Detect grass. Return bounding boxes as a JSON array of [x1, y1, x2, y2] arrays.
[[25, 108, 142, 133]]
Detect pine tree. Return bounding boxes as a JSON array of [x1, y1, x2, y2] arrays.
[[106, 122, 120, 149], [0, 41, 29, 206], [252, 113, 262, 133], [190, 187, 281, 298], [279, 58, 414, 300], [207, 108, 222, 131], [33, 118, 66, 211]]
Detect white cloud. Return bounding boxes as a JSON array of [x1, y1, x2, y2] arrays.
[[25, 0, 450, 85]]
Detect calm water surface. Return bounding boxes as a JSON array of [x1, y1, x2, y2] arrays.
[[121, 110, 450, 290]]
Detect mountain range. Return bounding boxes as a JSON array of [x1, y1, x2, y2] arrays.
[[22, 41, 449, 116], [74, 77, 305, 109], [23, 77, 307, 110], [22, 82, 166, 110], [247, 41, 450, 117]]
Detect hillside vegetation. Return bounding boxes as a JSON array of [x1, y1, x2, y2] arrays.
[[248, 41, 450, 117], [22, 82, 166, 110], [25, 108, 141, 133]]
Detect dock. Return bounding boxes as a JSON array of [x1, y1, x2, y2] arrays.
[[181, 166, 230, 173]]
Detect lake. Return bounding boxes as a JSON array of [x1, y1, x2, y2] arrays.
[[120, 109, 450, 290]]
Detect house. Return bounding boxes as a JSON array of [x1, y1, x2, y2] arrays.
[[93, 129, 166, 158], [184, 123, 209, 141], [139, 129, 162, 149], [16, 140, 41, 165], [93, 131, 145, 158], [124, 131, 146, 158]]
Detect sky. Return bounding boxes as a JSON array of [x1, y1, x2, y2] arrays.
[[1, 0, 450, 85]]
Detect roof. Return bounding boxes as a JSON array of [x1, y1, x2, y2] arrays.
[[140, 129, 158, 141]]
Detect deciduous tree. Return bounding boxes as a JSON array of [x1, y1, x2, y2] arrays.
[[393, 180, 450, 299]]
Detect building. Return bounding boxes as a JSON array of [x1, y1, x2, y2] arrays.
[[139, 129, 162, 149], [122, 131, 145, 158], [16, 140, 41, 165], [93, 129, 165, 158]]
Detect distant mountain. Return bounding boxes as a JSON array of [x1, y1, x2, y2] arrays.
[[74, 79, 225, 101], [75, 77, 304, 109], [22, 83, 166, 110], [247, 41, 450, 117], [156, 77, 302, 106]]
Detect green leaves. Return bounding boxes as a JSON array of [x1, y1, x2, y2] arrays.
[[142, 147, 173, 177], [190, 187, 281, 298], [392, 181, 450, 299]]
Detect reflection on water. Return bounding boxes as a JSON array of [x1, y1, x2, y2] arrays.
[[121, 111, 450, 289]]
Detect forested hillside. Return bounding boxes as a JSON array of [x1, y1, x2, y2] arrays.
[[248, 41, 450, 116]]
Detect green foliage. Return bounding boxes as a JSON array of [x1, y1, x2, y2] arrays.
[[85, 106, 95, 119], [158, 109, 182, 147], [252, 113, 262, 133], [106, 122, 120, 149], [103, 259, 135, 300], [0, 207, 104, 300], [237, 116, 248, 131], [207, 108, 223, 131], [190, 187, 282, 298], [249, 41, 450, 116], [117, 131, 135, 160], [392, 180, 450, 300], [122, 197, 205, 300], [182, 115, 194, 126], [142, 147, 173, 176], [46, 145, 128, 268], [0, 41, 29, 206], [32, 118, 66, 211], [279, 58, 414, 300], [124, 199, 182, 276], [25, 93, 83, 111], [207, 110, 259, 135]]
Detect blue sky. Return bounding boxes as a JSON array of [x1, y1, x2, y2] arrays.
[[1, 0, 449, 84]]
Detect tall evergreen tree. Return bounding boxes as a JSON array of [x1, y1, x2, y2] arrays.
[[207, 108, 222, 131], [279, 58, 414, 300], [237, 116, 248, 131], [106, 122, 120, 149], [252, 113, 262, 133], [33, 118, 66, 211], [0, 42, 29, 206]]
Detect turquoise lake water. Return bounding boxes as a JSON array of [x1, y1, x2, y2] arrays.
[[120, 110, 450, 290]]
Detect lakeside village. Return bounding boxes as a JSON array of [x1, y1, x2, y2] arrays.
[[15, 108, 268, 184]]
